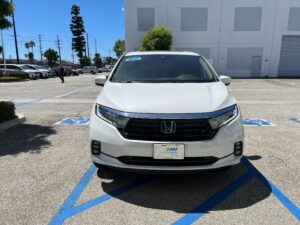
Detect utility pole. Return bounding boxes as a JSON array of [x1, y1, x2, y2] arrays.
[[71, 50, 75, 64], [38, 34, 43, 63], [86, 33, 90, 59], [108, 49, 111, 57], [1, 30, 7, 75], [11, 0, 20, 64], [95, 39, 98, 54], [56, 35, 62, 64]]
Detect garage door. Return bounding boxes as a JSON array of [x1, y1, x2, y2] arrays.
[[278, 36, 300, 77]]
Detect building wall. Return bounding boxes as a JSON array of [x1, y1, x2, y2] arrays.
[[125, 0, 300, 77]]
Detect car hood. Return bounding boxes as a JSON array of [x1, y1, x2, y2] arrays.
[[97, 81, 236, 114]]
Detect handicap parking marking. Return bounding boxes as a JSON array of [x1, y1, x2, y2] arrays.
[[55, 117, 90, 126], [290, 118, 300, 124], [173, 157, 300, 224], [244, 118, 275, 127], [49, 164, 147, 225]]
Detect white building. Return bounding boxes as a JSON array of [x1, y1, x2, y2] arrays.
[[125, 0, 300, 77]]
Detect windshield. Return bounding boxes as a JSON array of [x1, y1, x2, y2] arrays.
[[111, 55, 217, 83], [20, 65, 34, 70]]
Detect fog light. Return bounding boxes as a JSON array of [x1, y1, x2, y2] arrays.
[[234, 141, 243, 156], [91, 141, 101, 155]]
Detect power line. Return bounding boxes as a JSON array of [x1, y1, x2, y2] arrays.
[[55, 35, 62, 64], [38, 34, 43, 62], [95, 38, 98, 54], [86, 33, 90, 58]]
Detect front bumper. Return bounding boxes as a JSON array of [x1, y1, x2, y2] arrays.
[[89, 111, 244, 171]]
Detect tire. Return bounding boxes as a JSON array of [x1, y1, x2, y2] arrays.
[[40, 73, 43, 79]]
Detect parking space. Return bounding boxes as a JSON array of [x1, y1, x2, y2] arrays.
[[0, 77, 299, 225]]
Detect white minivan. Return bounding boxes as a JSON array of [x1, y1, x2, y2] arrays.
[[90, 51, 244, 172]]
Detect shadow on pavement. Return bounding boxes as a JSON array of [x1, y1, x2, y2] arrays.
[[97, 162, 271, 213], [0, 124, 56, 156]]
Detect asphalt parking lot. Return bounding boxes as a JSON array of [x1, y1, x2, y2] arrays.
[[0, 75, 299, 225]]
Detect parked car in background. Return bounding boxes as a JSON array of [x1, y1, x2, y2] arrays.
[[0, 64, 39, 79], [81, 66, 98, 74], [26, 65, 51, 79], [0, 68, 28, 78], [98, 65, 114, 73], [82, 66, 98, 74]]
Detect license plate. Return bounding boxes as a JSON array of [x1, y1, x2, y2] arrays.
[[153, 144, 185, 160]]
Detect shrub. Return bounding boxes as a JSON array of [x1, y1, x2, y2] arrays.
[[0, 101, 17, 122], [0, 77, 22, 82], [140, 25, 173, 51]]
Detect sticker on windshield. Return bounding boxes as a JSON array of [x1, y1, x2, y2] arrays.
[[125, 56, 142, 62]]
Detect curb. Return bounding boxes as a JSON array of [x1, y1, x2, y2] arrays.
[[0, 114, 26, 132]]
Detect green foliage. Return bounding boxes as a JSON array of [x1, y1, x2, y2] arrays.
[[140, 25, 172, 51], [0, 101, 16, 122], [70, 5, 86, 66], [25, 41, 35, 53], [80, 56, 91, 67], [44, 48, 59, 67], [0, 77, 22, 82], [28, 52, 34, 62], [113, 39, 125, 58], [93, 53, 102, 68], [0, 0, 14, 30]]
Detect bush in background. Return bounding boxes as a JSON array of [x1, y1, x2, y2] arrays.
[[140, 25, 173, 51], [0, 101, 17, 122]]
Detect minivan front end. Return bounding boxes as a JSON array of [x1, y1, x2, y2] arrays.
[[90, 104, 244, 172], [89, 52, 244, 172]]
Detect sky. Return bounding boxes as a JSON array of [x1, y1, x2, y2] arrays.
[[3, 0, 125, 62]]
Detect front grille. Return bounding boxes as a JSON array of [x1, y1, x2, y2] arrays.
[[118, 156, 218, 166], [119, 118, 218, 142]]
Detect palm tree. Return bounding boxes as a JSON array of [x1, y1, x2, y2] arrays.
[[25, 42, 30, 54], [29, 41, 35, 53]]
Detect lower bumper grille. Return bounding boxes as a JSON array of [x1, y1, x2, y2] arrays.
[[118, 156, 219, 167]]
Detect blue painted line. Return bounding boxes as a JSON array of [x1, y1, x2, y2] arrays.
[[290, 118, 300, 124], [60, 179, 147, 220], [49, 164, 97, 225], [172, 172, 252, 225], [242, 158, 300, 221]]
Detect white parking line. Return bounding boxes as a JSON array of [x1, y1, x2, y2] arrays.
[[55, 90, 78, 98]]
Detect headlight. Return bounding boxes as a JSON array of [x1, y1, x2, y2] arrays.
[[95, 104, 129, 128], [208, 105, 239, 129]]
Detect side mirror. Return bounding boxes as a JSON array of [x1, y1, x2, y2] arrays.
[[95, 75, 107, 86], [219, 75, 231, 86]]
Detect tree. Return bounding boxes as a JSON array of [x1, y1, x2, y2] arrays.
[[0, 0, 14, 30], [0, 0, 14, 68], [44, 48, 59, 67], [113, 39, 125, 58], [25, 42, 30, 53], [81, 56, 91, 66], [70, 5, 86, 67], [28, 52, 34, 63], [140, 25, 172, 51], [29, 40, 35, 53], [93, 53, 102, 68]]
